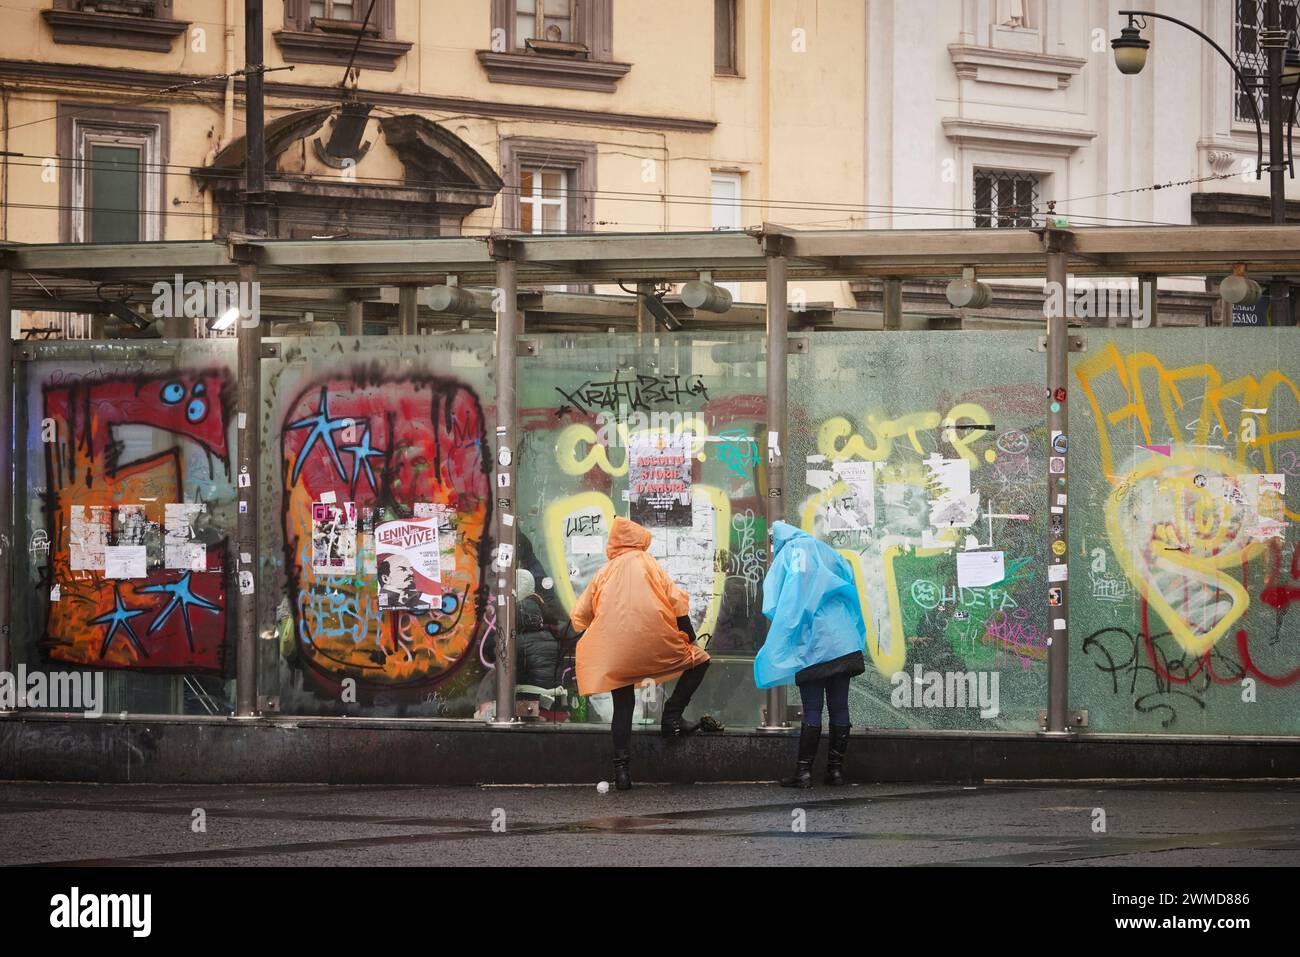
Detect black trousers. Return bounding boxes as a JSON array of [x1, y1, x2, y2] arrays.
[[610, 659, 711, 751]]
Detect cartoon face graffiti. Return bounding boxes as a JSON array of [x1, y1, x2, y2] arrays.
[[280, 371, 491, 695], [41, 370, 233, 672]]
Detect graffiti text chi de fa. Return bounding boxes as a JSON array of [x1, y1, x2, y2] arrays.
[[890, 665, 1000, 718], [151, 274, 260, 327], [0, 666, 104, 717], [50, 888, 151, 938], [1043, 276, 1153, 327]]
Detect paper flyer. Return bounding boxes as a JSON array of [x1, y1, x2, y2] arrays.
[[375, 516, 442, 611]]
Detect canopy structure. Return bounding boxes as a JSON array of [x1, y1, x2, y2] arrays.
[[1, 223, 1296, 332]]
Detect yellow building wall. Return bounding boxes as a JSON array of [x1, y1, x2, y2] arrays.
[[0, 0, 865, 305]]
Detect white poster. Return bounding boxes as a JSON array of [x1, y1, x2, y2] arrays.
[[104, 545, 147, 580], [164, 502, 206, 571], [311, 501, 357, 575], [956, 550, 1005, 588], [375, 516, 442, 611], [69, 505, 110, 571]]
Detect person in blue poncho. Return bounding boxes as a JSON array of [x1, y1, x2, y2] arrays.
[[756, 521, 867, 788]]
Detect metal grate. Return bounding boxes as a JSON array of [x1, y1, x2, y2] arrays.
[[1235, 0, 1300, 124], [973, 169, 1040, 228]]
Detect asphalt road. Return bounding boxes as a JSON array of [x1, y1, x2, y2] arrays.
[[1, 779, 1298, 866]]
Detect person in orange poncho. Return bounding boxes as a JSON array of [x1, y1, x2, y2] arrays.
[[572, 516, 712, 790]]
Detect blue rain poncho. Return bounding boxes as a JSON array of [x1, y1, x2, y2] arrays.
[[754, 521, 867, 689]]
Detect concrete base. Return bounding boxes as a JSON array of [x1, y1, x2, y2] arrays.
[[2, 713, 1300, 785]]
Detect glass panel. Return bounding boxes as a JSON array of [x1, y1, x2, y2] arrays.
[[540, 170, 564, 199], [259, 335, 497, 717], [540, 201, 562, 233], [714, 0, 736, 73], [517, 333, 768, 728], [519, 199, 534, 233], [516, 0, 536, 43], [15, 339, 238, 715], [787, 332, 1050, 730], [542, 0, 571, 40], [973, 173, 992, 228], [310, 1, 326, 19], [332, 0, 355, 19], [87, 144, 140, 244], [1069, 328, 1300, 735]]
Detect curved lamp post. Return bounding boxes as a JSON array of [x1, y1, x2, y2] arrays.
[[1112, 5, 1300, 324]]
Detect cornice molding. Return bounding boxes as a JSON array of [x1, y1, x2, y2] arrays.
[[942, 117, 1098, 156], [475, 50, 631, 93], [948, 43, 1088, 91], [41, 8, 189, 54], [0, 59, 714, 134]]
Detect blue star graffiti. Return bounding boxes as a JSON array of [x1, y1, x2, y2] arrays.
[[285, 387, 354, 484], [341, 424, 385, 495], [90, 585, 149, 660], [141, 571, 222, 653]]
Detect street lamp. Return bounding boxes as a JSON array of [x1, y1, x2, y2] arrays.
[[1112, 4, 1300, 325]]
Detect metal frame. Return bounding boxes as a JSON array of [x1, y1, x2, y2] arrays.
[[4, 223, 1300, 734]]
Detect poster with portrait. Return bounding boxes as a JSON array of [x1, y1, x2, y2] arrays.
[[374, 516, 442, 611]]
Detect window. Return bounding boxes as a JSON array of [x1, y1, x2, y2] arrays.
[[714, 0, 737, 75], [518, 167, 568, 234], [1234, 0, 1300, 123], [711, 172, 742, 299], [973, 169, 1039, 228], [277, 0, 409, 70], [43, 0, 188, 52], [517, 0, 574, 46], [58, 104, 167, 244], [480, 0, 628, 92], [500, 137, 596, 234], [311, 0, 356, 19]]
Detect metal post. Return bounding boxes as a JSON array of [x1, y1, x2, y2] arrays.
[[346, 297, 364, 337], [1043, 229, 1074, 733], [1138, 273, 1158, 329], [398, 285, 418, 335], [1265, 0, 1292, 325], [243, 0, 268, 237], [0, 267, 13, 683], [234, 260, 260, 717], [635, 281, 654, 334], [759, 227, 790, 731], [489, 239, 518, 725], [882, 278, 902, 330]]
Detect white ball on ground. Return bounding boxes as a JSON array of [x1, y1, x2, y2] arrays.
[[597, 781, 610, 794]]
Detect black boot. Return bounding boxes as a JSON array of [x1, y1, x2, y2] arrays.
[[660, 708, 700, 739], [660, 661, 710, 739], [780, 724, 821, 788], [824, 725, 850, 786], [613, 749, 632, 791]]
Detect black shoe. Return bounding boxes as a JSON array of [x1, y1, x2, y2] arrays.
[[613, 749, 632, 791], [660, 710, 700, 739], [780, 723, 821, 788], [824, 724, 850, 786]]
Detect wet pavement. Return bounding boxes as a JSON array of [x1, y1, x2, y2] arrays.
[[1, 779, 1298, 866]]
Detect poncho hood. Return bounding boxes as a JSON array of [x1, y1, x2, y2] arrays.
[[606, 516, 651, 559]]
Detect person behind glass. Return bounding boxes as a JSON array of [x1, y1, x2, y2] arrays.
[[481, 569, 577, 721], [755, 521, 867, 788], [571, 516, 711, 791]]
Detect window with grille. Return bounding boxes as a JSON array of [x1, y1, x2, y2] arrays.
[[973, 169, 1040, 228], [1234, 0, 1300, 123]]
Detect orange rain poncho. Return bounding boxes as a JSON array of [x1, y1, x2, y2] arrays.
[[571, 517, 709, 696]]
